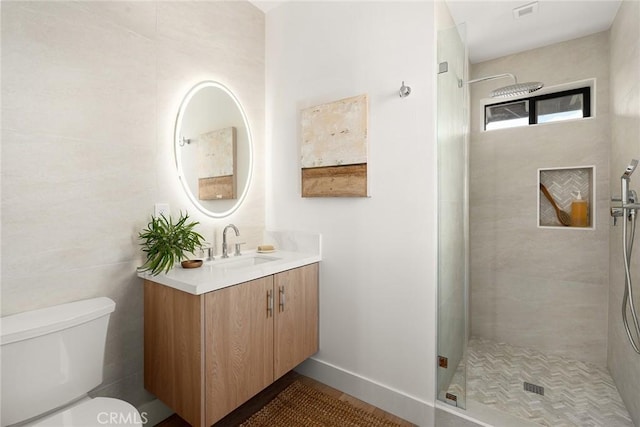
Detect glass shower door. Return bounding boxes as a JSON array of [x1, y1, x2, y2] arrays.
[[436, 22, 468, 409]]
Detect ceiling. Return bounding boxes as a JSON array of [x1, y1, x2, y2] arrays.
[[250, 0, 622, 64], [445, 0, 622, 63]]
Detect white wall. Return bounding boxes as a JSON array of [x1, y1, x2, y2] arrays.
[[469, 32, 611, 365], [266, 2, 437, 424], [608, 0, 640, 424], [1, 0, 264, 409]]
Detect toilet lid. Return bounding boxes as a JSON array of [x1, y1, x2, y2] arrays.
[[30, 397, 143, 427]]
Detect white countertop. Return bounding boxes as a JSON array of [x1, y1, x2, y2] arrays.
[[137, 249, 321, 295]]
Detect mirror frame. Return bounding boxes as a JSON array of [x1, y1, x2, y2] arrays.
[[174, 80, 253, 218]]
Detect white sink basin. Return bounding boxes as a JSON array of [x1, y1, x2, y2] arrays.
[[139, 248, 321, 295], [212, 254, 281, 270]]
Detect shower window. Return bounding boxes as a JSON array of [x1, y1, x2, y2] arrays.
[[534, 88, 590, 123], [485, 100, 529, 130], [484, 87, 591, 130]]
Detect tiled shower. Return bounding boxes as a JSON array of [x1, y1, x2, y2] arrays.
[[436, 1, 640, 426]]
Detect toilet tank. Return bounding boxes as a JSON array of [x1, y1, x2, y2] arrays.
[[1, 297, 116, 426]]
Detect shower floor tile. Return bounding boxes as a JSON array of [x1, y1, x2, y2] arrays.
[[448, 337, 634, 427]]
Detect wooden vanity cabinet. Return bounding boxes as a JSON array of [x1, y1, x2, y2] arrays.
[[144, 263, 319, 427], [273, 265, 319, 380], [205, 275, 274, 425]]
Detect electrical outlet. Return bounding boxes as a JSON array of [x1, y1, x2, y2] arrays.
[[154, 203, 170, 217]]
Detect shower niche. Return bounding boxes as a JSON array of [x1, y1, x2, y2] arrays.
[[538, 166, 595, 229]]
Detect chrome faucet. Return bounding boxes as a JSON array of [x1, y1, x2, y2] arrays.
[[222, 224, 240, 258]]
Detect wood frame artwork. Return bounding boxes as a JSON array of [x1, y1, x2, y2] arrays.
[[198, 127, 237, 200], [300, 94, 368, 197]]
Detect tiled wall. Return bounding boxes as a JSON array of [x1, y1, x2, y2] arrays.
[[1, 1, 264, 407], [469, 32, 611, 365], [608, 0, 640, 424]]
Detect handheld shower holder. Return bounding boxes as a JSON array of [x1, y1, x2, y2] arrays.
[[612, 158, 640, 354]]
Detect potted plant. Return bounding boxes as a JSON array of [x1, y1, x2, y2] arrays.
[[138, 211, 205, 275]]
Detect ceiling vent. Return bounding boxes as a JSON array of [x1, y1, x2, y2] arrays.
[[513, 1, 539, 19]]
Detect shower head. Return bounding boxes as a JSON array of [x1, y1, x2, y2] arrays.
[[622, 159, 639, 180], [490, 81, 544, 98], [621, 159, 639, 205], [464, 73, 544, 98]]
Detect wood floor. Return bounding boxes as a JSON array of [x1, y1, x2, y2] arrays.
[[155, 371, 415, 427]]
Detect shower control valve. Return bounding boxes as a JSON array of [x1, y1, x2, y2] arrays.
[[611, 207, 624, 226]]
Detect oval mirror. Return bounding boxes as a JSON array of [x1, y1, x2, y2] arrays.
[[174, 81, 253, 218]]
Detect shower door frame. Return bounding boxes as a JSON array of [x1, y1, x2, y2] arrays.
[[435, 22, 470, 410]]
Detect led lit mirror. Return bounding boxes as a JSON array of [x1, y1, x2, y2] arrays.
[[174, 81, 253, 218]]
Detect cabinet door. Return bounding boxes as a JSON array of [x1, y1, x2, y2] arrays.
[[274, 263, 319, 379], [144, 281, 204, 427], [205, 276, 274, 426]]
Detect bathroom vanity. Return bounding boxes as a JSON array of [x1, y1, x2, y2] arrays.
[[140, 251, 320, 427]]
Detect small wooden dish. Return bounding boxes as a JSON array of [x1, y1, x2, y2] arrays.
[[181, 260, 203, 269]]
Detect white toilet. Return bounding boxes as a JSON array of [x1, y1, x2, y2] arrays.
[[1, 297, 143, 427]]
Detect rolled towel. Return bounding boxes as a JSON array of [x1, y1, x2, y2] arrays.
[[257, 244, 275, 252]]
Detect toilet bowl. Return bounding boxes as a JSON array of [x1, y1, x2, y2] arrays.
[[0, 298, 143, 427], [28, 397, 142, 427]]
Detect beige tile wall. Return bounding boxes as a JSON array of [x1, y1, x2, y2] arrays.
[[608, 0, 640, 424], [469, 32, 611, 365], [1, 1, 265, 407]]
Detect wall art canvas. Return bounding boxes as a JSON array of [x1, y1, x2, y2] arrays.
[[300, 94, 368, 197]]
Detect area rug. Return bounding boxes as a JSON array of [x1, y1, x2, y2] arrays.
[[240, 380, 406, 427]]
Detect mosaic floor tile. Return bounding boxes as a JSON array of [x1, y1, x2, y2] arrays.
[[446, 337, 633, 427]]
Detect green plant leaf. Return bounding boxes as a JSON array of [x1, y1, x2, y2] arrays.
[[138, 211, 205, 275]]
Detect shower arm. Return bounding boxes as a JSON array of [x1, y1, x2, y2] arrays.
[[460, 73, 517, 88]]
